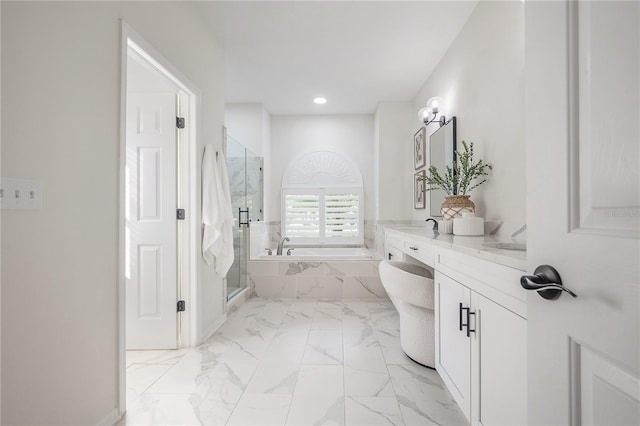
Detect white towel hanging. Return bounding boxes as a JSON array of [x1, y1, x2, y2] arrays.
[[201, 145, 235, 276], [213, 150, 235, 276]]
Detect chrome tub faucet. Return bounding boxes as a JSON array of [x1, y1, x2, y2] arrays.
[[277, 236, 290, 255]]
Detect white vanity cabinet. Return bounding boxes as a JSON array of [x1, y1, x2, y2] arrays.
[[435, 247, 527, 425], [383, 228, 528, 425], [383, 231, 434, 266]]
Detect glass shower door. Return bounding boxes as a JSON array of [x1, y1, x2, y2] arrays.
[[226, 136, 263, 301]]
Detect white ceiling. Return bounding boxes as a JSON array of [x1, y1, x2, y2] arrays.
[[202, 1, 478, 115]]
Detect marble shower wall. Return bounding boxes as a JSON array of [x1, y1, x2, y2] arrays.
[[227, 155, 245, 211], [227, 154, 263, 222]]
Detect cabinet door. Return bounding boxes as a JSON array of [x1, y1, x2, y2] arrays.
[[435, 271, 472, 421], [474, 294, 527, 425]]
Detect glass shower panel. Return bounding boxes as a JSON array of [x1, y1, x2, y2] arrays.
[[226, 136, 263, 301], [226, 136, 245, 300], [246, 155, 264, 222]]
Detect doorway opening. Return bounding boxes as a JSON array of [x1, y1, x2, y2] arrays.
[[118, 21, 199, 415]]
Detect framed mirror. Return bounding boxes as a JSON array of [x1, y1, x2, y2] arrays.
[[429, 117, 456, 216]]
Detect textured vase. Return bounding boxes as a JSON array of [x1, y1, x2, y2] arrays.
[[440, 195, 475, 220]]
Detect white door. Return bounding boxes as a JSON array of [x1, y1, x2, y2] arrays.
[[125, 92, 178, 350], [525, 1, 639, 424]]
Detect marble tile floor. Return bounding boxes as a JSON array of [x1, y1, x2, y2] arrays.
[[120, 298, 467, 426]]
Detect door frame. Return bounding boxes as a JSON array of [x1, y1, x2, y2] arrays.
[[118, 21, 200, 416]]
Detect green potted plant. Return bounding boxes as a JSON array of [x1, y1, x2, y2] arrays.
[[420, 140, 492, 220]]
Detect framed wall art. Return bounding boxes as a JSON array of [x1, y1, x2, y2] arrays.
[[414, 170, 426, 209], [414, 127, 426, 169]]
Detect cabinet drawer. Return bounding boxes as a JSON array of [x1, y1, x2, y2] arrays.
[[435, 248, 527, 319], [404, 240, 434, 267]]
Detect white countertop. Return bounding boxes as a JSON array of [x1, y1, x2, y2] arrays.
[[384, 225, 528, 271]]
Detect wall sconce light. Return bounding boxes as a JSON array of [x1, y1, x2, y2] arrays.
[[418, 97, 446, 127]]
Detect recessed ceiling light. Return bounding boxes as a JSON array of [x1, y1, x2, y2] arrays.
[[313, 97, 327, 105]]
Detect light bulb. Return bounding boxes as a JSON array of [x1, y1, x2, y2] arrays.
[[426, 96, 442, 115], [313, 97, 327, 105], [418, 107, 431, 122]]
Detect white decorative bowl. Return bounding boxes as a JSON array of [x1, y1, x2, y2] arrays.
[[453, 212, 484, 236]]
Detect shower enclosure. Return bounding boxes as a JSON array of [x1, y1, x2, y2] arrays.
[[226, 136, 263, 301]]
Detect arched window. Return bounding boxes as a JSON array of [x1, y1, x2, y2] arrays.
[[282, 150, 364, 245]]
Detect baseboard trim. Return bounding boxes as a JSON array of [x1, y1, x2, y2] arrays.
[[199, 314, 227, 344], [97, 407, 121, 425]]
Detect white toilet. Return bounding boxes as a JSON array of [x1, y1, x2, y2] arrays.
[[378, 260, 435, 368]]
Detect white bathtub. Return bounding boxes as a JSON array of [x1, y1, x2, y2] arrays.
[[257, 247, 380, 261], [248, 246, 387, 299]]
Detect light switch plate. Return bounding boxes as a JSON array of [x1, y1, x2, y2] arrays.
[[1, 177, 43, 210]]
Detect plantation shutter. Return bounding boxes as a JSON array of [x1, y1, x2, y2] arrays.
[[282, 188, 363, 244], [284, 194, 320, 237], [325, 193, 359, 238]]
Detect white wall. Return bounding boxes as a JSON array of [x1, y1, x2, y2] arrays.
[[411, 0, 525, 224], [225, 103, 267, 156], [374, 102, 415, 221], [225, 103, 272, 218], [1, 2, 224, 424], [0, 3, 3, 421], [270, 115, 374, 224]]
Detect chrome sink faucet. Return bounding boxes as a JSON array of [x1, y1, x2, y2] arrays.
[[277, 236, 290, 255], [426, 218, 439, 234]]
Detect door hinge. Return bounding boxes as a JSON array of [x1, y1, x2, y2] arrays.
[[177, 300, 186, 312], [177, 208, 185, 220], [176, 117, 185, 129]]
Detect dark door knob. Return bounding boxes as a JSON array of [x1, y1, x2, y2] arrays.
[[520, 265, 577, 300]]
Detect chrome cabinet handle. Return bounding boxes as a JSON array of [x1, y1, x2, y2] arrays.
[[520, 265, 577, 300]]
